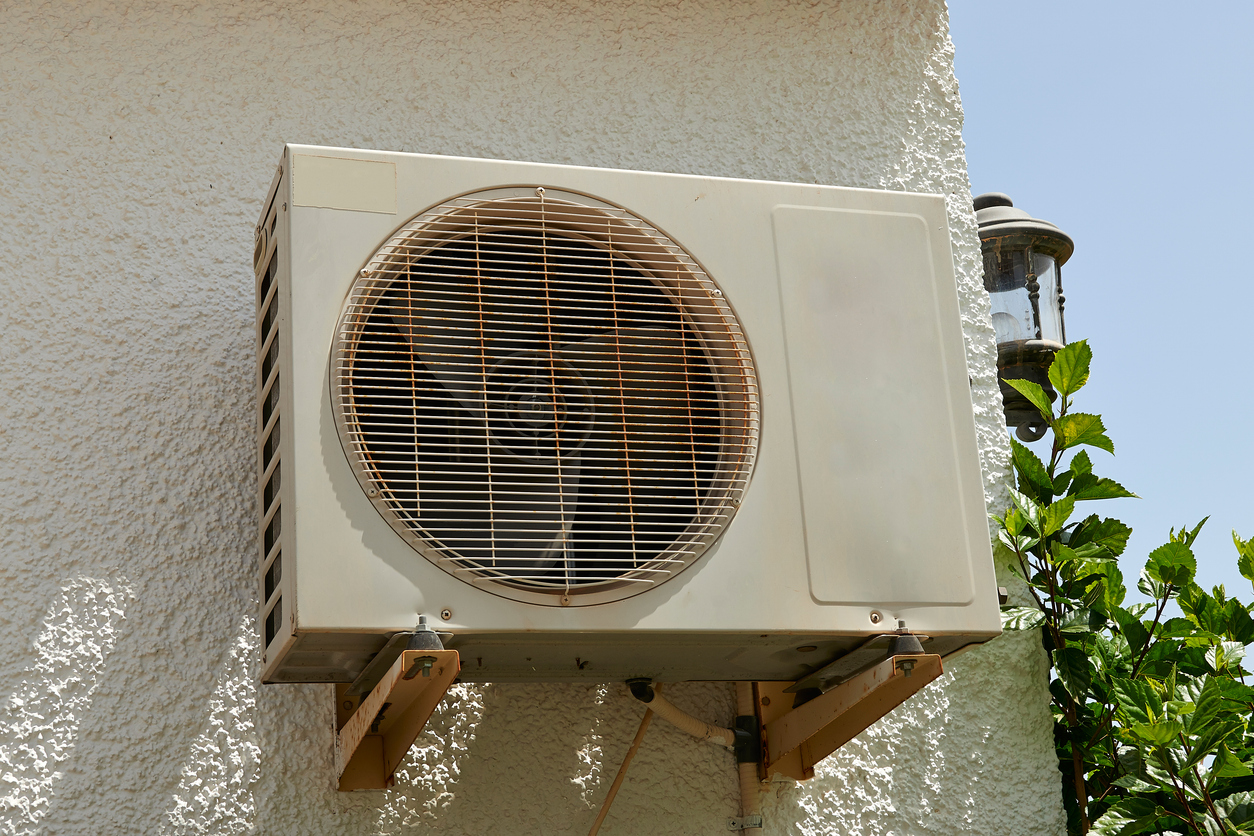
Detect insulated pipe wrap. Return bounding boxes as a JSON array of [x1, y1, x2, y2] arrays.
[[626, 682, 736, 748], [646, 693, 736, 748], [734, 682, 762, 820]]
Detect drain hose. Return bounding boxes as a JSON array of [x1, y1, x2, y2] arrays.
[[627, 680, 735, 749]]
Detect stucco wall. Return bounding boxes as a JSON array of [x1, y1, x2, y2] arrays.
[[0, 1, 1064, 833]]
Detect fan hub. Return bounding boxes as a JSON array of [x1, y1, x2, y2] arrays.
[[486, 354, 594, 458]]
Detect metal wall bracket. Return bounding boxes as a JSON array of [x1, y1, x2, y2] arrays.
[[335, 648, 460, 791], [756, 654, 943, 781]]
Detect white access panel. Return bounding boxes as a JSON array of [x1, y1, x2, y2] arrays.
[[773, 206, 985, 606]]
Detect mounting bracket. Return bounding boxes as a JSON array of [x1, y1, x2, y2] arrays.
[[335, 648, 460, 791], [755, 653, 943, 781]]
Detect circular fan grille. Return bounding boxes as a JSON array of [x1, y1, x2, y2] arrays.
[[331, 187, 758, 605]]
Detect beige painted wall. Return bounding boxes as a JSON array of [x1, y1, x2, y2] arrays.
[[0, 1, 1063, 832]]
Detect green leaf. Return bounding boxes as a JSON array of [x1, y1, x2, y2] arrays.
[[1048, 340, 1093, 398], [1226, 605, 1254, 644], [1060, 607, 1106, 634], [1138, 568, 1167, 600], [1113, 677, 1162, 725], [1069, 449, 1094, 477], [1189, 675, 1237, 730], [1236, 531, 1254, 588], [1090, 797, 1159, 836], [1129, 721, 1185, 747], [1055, 412, 1115, 453], [1004, 377, 1054, 423], [1179, 584, 1208, 620], [998, 528, 1039, 556], [1205, 641, 1246, 674], [1055, 644, 1093, 700], [1184, 716, 1246, 770], [1112, 607, 1151, 656], [1212, 744, 1253, 780], [1008, 488, 1044, 535], [1146, 542, 1198, 588], [1175, 517, 1209, 548], [1071, 516, 1133, 557], [1043, 496, 1077, 537], [1214, 791, 1254, 827], [1001, 606, 1045, 630], [1068, 474, 1138, 501], [1010, 438, 1054, 502], [1112, 774, 1159, 794]]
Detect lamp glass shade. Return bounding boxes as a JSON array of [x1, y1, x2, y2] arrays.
[[1032, 253, 1063, 345], [983, 248, 1036, 345]]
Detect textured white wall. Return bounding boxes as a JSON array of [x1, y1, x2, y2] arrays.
[[0, 1, 1064, 833]]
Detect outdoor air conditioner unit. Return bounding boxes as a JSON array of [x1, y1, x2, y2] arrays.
[[254, 144, 1000, 687]]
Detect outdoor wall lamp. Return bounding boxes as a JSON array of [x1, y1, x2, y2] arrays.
[[974, 193, 1074, 441]]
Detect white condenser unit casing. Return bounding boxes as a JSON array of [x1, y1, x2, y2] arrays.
[[255, 144, 1000, 686]]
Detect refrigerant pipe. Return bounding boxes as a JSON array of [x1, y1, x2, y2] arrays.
[[626, 680, 736, 748], [627, 680, 763, 829]]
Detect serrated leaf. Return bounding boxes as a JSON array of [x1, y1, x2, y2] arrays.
[[1215, 791, 1254, 826], [1147, 542, 1198, 588], [1113, 774, 1159, 794], [1043, 496, 1077, 537], [1008, 488, 1044, 535], [998, 528, 1038, 556], [1236, 531, 1254, 588], [1049, 340, 1093, 398], [1129, 720, 1185, 746], [1055, 644, 1093, 700], [1212, 744, 1253, 780], [1069, 474, 1138, 501], [1112, 677, 1161, 725], [1072, 516, 1133, 557], [1010, 437, 1054, 502], [1226, 605, 1254, 644], [1139, 568, 1167, 600], [1005, 377, 1055, 423], [1056, 412, 1115, 453], [1179, 583, 1208, 619], [1069, 449, 1094, 477], [1060, 607, 1105, 634], [1113, 607, 1151, 655], [1205, 641, 1246, 674], [1189, 676, 1235, 730], [1090, 796, 1159, 836], [1001, 606, 1045, 630]]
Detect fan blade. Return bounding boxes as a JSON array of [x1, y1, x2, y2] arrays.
[[485, 454, 582, 577], [386, 285, 487, 415], [556, 327, 706, 572], [559, 326, 698, 470]]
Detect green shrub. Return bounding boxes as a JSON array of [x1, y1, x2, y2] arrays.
[[994, 341, 1254, 835]]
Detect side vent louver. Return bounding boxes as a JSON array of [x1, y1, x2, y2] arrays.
[[256, 196, 284, 653]]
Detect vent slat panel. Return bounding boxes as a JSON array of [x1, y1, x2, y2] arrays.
[[332, 191, 758, 602]]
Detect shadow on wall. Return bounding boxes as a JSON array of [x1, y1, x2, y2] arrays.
[[0, 578, 135, 830], [333, 681, 739, 835]]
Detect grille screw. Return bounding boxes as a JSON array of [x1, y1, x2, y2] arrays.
[[869, 611, 883, 624], [440, 608, 452, 620]]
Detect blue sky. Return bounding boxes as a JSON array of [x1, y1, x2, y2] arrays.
[[948, 2, 1254, 600]]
